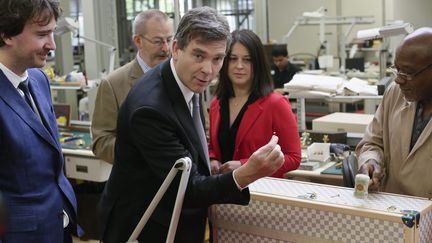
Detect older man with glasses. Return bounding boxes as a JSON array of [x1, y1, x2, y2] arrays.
[[356, 27, 432, 198], [92, 9, 173, 164]]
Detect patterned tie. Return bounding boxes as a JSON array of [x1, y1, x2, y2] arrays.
[[18, 79, 42, 121], [192, 94, 211, 173]]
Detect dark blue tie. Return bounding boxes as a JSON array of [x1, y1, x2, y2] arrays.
[[18, 80, 35, 111], [18, 79, 42, 121]]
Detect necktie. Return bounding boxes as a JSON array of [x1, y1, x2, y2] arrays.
[[192, 94, 211, 173], [18, 79, 42, 121]]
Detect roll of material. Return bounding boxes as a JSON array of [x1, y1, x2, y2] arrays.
[[357, 28, 380, 39]]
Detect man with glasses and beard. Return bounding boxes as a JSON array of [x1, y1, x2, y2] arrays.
[[357, 27, 432, 198], [92, 9, 173, 164]]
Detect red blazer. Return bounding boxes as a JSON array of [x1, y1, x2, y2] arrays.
[[208, 92, 301, 178]]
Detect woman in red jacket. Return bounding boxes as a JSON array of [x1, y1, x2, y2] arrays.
[[208, 29, 301, 178]]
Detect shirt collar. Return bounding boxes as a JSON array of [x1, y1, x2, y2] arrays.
[[170, 58, 194, 110], [0, 62, 28, 89], [136, 53, 152, 73]]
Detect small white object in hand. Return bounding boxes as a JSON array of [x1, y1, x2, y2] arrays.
[[354, 174, 370, 198]]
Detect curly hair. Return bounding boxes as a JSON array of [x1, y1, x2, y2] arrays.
[[0, 0, 61, 47]]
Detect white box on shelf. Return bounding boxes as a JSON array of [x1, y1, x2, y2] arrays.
[[312, 112, 374, 133]]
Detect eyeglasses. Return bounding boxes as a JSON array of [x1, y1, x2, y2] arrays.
[[389, 63, 432, 81], [140, 35, 171, 47]]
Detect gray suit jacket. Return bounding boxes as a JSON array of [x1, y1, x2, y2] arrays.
[[91, 58, 143, 163]]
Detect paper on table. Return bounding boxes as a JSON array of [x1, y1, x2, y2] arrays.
[[343, 77, 378, 96], [284, 74, 345, 93]]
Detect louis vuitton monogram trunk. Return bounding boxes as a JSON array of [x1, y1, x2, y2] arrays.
[[212, 178, 432, 243]]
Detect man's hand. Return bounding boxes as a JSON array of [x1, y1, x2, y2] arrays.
[[233, 135, 284, 188], [210, 159, 221, 175], [219, 160, 241, 174], [358, 159, 384, 191]]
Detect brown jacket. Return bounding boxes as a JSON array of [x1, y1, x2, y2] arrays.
[[91, 58, 143, 163], [356, 82, 432, 198]]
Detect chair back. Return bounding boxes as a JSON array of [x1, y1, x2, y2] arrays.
[[342, 153, 358, 188]]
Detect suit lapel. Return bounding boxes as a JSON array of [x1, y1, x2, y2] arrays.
[[235, 98, 263, 146], [161, 61, 209, 172], [411, 120, 432, 153], [0, 71, 60, 151], [407, 102, 432, 158], [128, 58, 144, 87], [28, 76, 61, 150]]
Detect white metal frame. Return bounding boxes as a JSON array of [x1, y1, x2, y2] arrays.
[[127, 157, 192, 243]]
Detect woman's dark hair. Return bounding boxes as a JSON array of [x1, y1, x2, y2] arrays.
[[215, 29, 273, 99], [0, 0, 61, 47]]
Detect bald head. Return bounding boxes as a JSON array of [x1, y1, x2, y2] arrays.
[[397, 27, 432, 61], [394, 27, 432, 103]]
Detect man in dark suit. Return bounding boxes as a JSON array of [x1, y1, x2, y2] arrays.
[[0, 0, 82, 242], [99, 6, 285, 243]]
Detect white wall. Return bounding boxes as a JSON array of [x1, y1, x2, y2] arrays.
[[267, 0, 338, 57], [386, 0, 432, 61], [265, 0, 432, 66], [392, 0, 432, 29]]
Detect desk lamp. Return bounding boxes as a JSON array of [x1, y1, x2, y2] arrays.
[[356, 22, 414, 79], [357, 22, 414, 40], [55, 17, 116, 74]]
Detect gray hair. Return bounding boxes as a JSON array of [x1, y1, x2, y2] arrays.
[[174, 6, 231, 50], [132, 9, 169, 35]]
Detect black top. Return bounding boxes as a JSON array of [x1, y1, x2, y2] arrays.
[[218, 94, 257, 163], [271, 62, 301, 89]]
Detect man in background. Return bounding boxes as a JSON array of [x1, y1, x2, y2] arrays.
[[357, 27, 432, 198], [271, 44, 300, 92], [91, 9, 173, 163], [0, 0, 82, 241]]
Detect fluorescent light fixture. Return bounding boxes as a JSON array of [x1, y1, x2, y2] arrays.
[[55, 17, 116, 74], [357, 23, 414, 40]]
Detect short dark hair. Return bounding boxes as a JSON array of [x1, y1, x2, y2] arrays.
[[215, 29, 273, 99], [271, 44, 288, 57], [174, 6, 231, 50], [0, 0, 62, 47]]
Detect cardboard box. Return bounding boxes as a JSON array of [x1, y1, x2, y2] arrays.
[[312, 112, 374, 133], [65, 155, 112, 182], [213, 178, 432, 243]]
